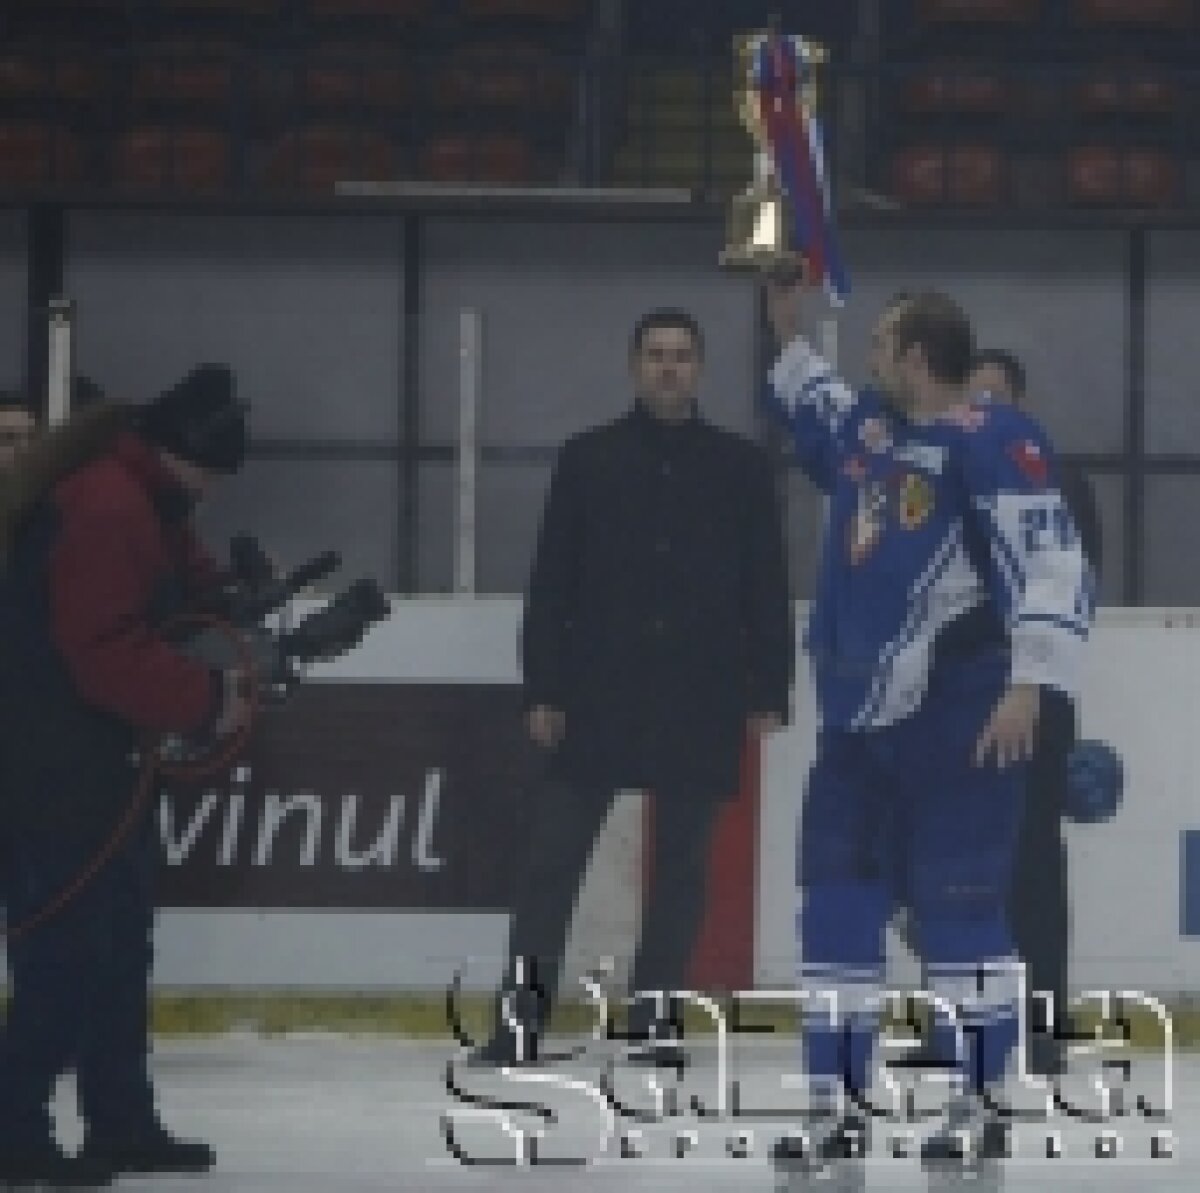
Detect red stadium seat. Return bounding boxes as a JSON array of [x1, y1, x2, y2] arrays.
[[1125, 149, 1179, 204], [892, 147, 945, 204], [917, 0, 1041, 24], [10, 0, 125, 9], [1066, 146, 1120, 201], [0, 54, 48, 99], [264, 125, 397, 191], [1077, 69, 1179, 115], [0, 121, 82, 187], [156, 0, 283, 12], [303, 45, 410, 110], [1067, 146, 1178, 205], [902, 65, 1008, 114], [307, 0, 430, 18], [114, 125, 231, 192], [0, 48, 109, 102], [420, 134, 537, 183], [460, 0, 589, 22], [433, 41, 572, 110], [892, 145, 1004, 204], [50, 56, 109, 102], [132, 40, 239, 107], [1073, 0, 1193, 28]]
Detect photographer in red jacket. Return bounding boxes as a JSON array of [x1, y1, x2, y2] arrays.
[[0, 365, 248, 1185]]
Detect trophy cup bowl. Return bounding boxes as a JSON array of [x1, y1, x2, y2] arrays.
[[719, 31, 827, 280]]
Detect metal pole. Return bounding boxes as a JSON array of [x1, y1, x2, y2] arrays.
[[46, 296, 74, 427], [454, 308, 482, 595], [1125, 227, 1145, 606], [399, 214, 421, 594]]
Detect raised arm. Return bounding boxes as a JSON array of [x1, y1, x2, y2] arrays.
[[762, 275, 857, 493]]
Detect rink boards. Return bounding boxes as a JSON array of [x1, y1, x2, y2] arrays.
[[7, 600, 1200, 1000]]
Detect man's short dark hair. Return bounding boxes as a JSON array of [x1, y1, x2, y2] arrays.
[[972, 348, 1026, 401], [631, 308, 705, 358], [889, 291, 974, 386]]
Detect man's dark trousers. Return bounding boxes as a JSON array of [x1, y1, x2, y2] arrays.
[[1009, 692, 1072, 1065], [497, 768, 729, 1052], [0, 807, 158, 1148]]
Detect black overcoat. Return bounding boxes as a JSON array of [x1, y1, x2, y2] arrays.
[[520, 402, 795, 799]]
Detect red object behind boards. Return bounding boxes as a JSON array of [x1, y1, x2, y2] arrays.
[[640, 729, 762, 995]]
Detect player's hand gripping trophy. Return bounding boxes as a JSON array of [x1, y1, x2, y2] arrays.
[[720, 29, 847, 299]]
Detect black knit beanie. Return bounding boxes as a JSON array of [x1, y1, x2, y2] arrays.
[[138, 364, 246, 474]]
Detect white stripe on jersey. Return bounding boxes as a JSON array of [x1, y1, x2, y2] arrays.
[[849, 522, 986, 730], [975, 491, 1090, 693]]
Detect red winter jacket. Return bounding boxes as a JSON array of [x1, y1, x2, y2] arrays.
[[48, 430, 221, 734]]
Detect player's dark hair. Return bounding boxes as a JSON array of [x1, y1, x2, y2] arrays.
[[631, 308, 705, 358], [890, 291, 974, 386], [972, 348, 1026, 401]]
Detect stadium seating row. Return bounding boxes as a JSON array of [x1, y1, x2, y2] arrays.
[[0, 122, 543, 191]]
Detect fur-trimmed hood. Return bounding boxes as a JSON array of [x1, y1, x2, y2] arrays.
[[0, 402, 134, 562]]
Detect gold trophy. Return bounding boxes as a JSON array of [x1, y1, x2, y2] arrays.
[[720, 30, 828, 278]]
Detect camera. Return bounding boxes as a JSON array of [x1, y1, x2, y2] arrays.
[[169, 534, 391, 704]]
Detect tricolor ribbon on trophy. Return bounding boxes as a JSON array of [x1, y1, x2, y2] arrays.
[[721, 30, 850, 305]]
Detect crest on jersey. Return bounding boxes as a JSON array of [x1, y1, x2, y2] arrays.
[[859, 417, 892, 454], [842, 455, 867, 482], [848, 481, 887, 564], [1008, 439, 1049, 486], [898, 472, 934, 529]]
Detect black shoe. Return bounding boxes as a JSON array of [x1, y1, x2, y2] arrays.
[[771, 1114, 870, 1170], [465, 1032, 578, 1069], [465, 1035, 521, 1068], [80, 1126, 215, 1175], [769, 1131, 813, 1168], [624, 1041, 688, 1068], [817, 1114, 870, 1163], [0, 1141, 115, 1186], [921, 1102, 1010, 1166]]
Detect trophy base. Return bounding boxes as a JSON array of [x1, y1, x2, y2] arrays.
[[718, 246, 811, 280], [720, 246, 806, 274]]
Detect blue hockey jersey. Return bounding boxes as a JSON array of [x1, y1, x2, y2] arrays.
[[767, 335, 1094, 730]]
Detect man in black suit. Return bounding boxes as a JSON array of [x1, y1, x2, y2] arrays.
[[971, 348, 1102, 1076], [475, 308, 795, 1066]]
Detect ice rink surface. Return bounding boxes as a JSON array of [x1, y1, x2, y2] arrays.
[[43, 1033, 1199, 1192]]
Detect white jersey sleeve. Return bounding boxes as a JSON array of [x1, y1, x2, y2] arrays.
[[765, 334, 857, 493], [956, 405, 1093, 697]]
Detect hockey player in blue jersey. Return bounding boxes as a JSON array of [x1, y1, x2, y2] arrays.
[[763, 278, 1092, 1175]]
